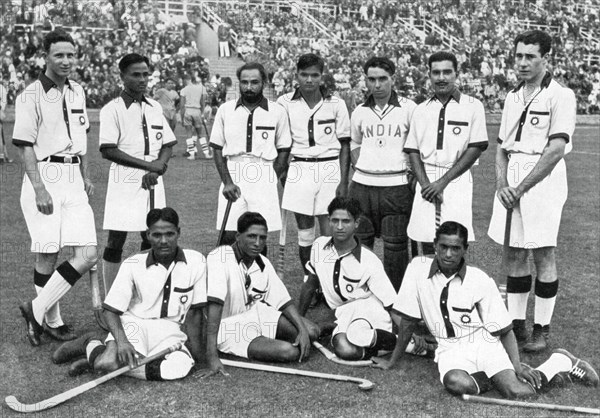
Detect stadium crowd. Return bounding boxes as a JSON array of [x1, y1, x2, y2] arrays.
[[1, 0, 598, 113]]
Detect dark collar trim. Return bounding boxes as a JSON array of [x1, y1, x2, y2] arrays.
[[362, 90, 401, 108], [235, 96, 269, 111], [323, 236, 362, 262], [121, 90, 151, 109], [146, 247, 187, 267], [39, 73, 72, 93], [290, 85, 332, 101], [232, 242, 266, 271], [428, 258, 466, 282], [512, 71, 553, 93], [427, 88, 461, 104]]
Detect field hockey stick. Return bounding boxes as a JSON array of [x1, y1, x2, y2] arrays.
[[276, 208, 287, 279], [5, 342, 183, 413], [462, 394, 599, 415], [216, 199, 233, 247], [312, 341, 373, 367], [498, 207, 513, 303], [221, 359, 374, 391]]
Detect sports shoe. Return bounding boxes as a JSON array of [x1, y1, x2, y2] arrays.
[[19, 301, 43, 347], [68, 358, 93, 376], [52, 330, 105, 364], [44, 323, 77, 341], [523, 324, 549, 352], [553, 348, 599, 387], [512, 319, 528, 343]]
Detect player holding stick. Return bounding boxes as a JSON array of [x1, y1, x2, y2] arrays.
[[405, 51, 488, 254], [13, 30, 98, 345], [488, 30, 576, 351], [373, 221, 598, 398], [99, 53, 176, 295], [202, 212, 320, 377], [299, 197, 435, 361]]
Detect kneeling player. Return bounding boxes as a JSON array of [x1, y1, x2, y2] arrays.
[[373, 221, 599, 398], [55, 208, 206, 380], [203, 212, 320, 376], [299, 197, 435, 360]]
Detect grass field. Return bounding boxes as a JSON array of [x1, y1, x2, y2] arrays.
[[0, 122, 598, 417]]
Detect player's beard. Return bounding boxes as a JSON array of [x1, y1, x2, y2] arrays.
[[241, 90, 264, 104]]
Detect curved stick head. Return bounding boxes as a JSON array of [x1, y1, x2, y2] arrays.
[[358, 380, 375, 391]]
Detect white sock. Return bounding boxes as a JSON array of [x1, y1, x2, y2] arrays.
[[534, 295, 557, 326], [535, 352, 572, 381], [31, 270, 73, 325], [507, 292, 529, 320], [35, 285, 63, 327]]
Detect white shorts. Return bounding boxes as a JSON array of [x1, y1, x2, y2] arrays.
[[20, 161, 97, 252], [103, 163, 166, 231], [106, 313, 190, 358], [217, 302, 282, 358], [281, 159, 340, 216], [333, 297, 392, 338], [408, 167, 474, 243], [436, 332, 513, 383], [216, 156, 281, 231], [488, 154, 567, 248]]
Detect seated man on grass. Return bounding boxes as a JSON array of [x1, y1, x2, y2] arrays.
[[373, 221, 599, 398], [203, 212, 320, 377]]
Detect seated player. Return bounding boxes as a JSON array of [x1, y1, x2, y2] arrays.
[[203, 212, 320, 376], [299, 197, 435, 360], [373, 221, 599, 398], [53, 208, 206, 380]]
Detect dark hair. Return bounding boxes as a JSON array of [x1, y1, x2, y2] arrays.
[[428, 51, 458, 72], [297, 53, 325, 73], [514, 30, 552, 56], [237, 212, 268, 233], [435, 221, 468, 248], [119, 53, 150, 73], [363, 57, 395, 76], [147, 207, 180, 228], [236, 62, 268, 83], [327, 197, 362, 221], [43, 30, 75, 52]]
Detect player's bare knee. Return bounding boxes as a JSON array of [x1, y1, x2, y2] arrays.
[[443, 371, 473, 396]]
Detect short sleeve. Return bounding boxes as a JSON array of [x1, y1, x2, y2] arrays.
[[262, 258, 292, 310], [334, 98, 351, 142], [209, 104, 226, 149], [467, 100, 489, 150], [350, 108, 363, 149], [12, 88, 39, 146], [391, 259, 422, 321], [206, 247, 230, 305], [98, 103, 120, 150], [549, 87, 576, 153], [274, 103, 292, 150], [103, 258, 135, 314]]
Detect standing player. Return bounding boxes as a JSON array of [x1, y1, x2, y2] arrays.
[[99, 53, 176, 295], [488, 30, 576, 352], [277, 53, 351, 283], [153, 78, 179, 133], [299, 197, 435, 360], [180, 74, 210, 160], [203, 212, 319, 376], [59, 208, 206, 380], [405, 51, 488, 253], [373, 221, 598, 397], [210, 62, 291, 246], [12, 30, 97, 346], [345, 57, 417, 291]]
